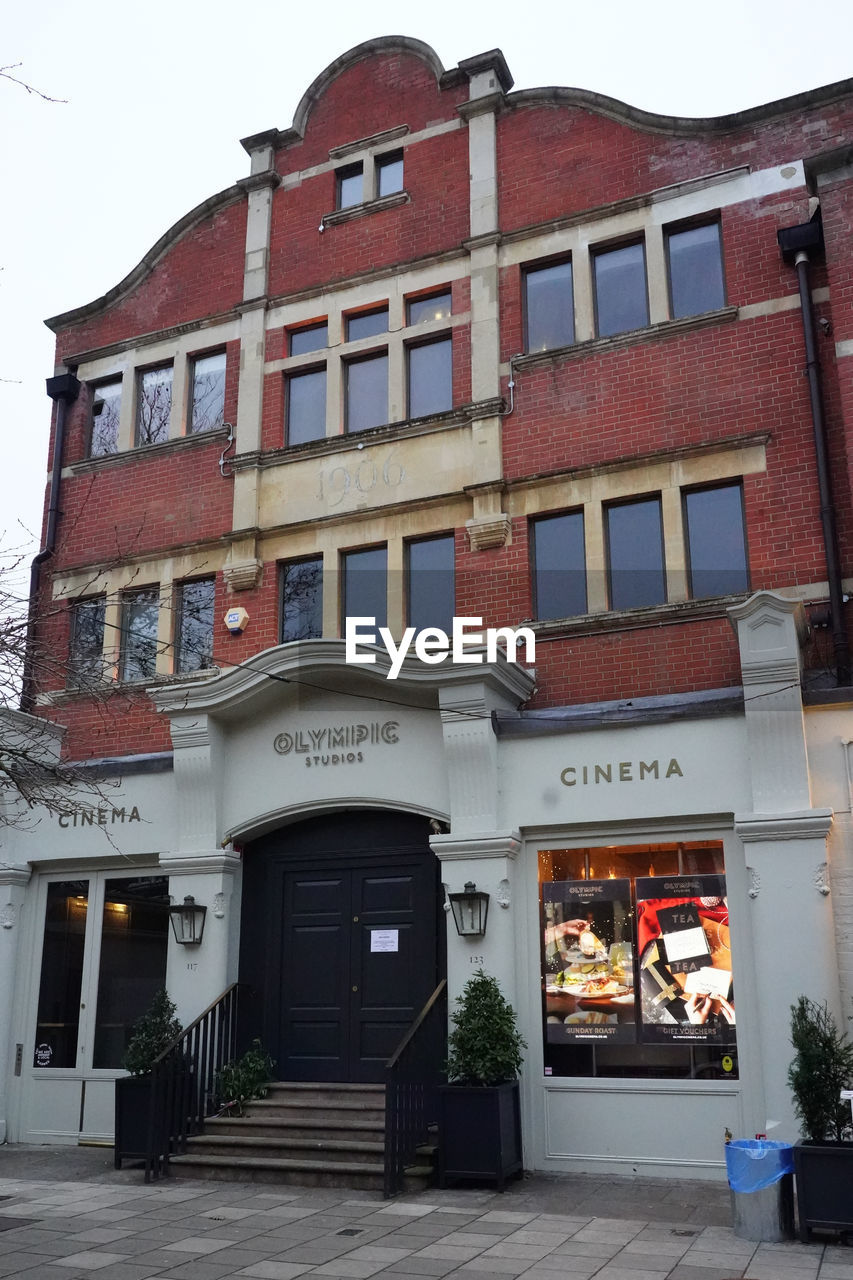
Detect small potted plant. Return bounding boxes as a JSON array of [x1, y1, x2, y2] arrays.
[[788, 995, 853, 1242], [215, 1039, 274, 1116], [115, 988, 182, 1168], [437, 968, 526, 1189]]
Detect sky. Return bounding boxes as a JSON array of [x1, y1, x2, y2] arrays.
[[2, 0, 853, 581]]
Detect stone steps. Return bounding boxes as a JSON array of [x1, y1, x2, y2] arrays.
[[167, 1081, 434, 1192]]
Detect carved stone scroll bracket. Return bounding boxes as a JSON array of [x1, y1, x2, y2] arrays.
[[747, 866, 761, 899]]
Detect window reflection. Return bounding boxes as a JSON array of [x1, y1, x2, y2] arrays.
[[93, 877, 170, 1068]]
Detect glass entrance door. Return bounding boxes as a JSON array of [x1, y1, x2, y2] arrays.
[[21, 871, 170, 1144]]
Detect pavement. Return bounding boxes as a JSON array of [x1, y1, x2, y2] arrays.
[[0, 1145, 851, 1280]]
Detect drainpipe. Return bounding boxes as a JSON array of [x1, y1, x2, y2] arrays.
[[20, 372, 81, 714], [778, 214, 851, 686]]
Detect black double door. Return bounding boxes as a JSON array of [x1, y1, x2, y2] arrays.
[[240, 812, 442, 1083]]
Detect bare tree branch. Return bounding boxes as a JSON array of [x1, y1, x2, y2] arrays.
[[0, 62, 67, 104]]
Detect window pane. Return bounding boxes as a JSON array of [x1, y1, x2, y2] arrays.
[[90, 379, 121, 456], [177, 579, 215, 672], [122, 589, 159, 681], [343, 546, 387, 629], [540, 842, 735, 1081], [408, 291, 451, 325], [69, 597, 105, 687], [594, 243, 649, 337], [287, 368, 326, 445], [409, 338, 452, 418], [408, 536, 455, 632], [34, 881, 88, 1069], [347, 308, 389, 342], [290, 323, 328, 356], [338, 165, 363, 208], [532, 512, 587, 619], [668, 223, 725, 319], [136, 366, 172, 445], [685, 484, 748, 598], [525, 261, 574, 352], [346, 354, 388, 432], [607, 498, 665, 609], [93, 877, 170, 1068], [281, 558, 323, 642], [190, 352, 226, 433], [377, 153, 404, 197]]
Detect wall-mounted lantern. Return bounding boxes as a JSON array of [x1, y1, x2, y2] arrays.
[[169, 895, 207, 945], [448, 882, 490, 937]]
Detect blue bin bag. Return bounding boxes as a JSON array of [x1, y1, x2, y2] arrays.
[[725, 1139, 794, 1193]]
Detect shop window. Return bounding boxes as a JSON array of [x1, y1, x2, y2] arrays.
[[407, 535, 455, 632], [287, 367, 326, 445], [280, 557, 323, 642], [175, 578, 215, 673], [524, 259, 574, 352], [347, 307, 389, 342], [408, 337, 452, 418], [89, 378, 121, 456], [593, 241, 649, 338], [666, 221, 725, 319], [289, 322, 328, 356], [68, 595, 106, 687], [345, 352, 388, 433], [531, 510, 587, 620], [605, 496, 666, 610], [135, 365, 172, 446], [407, 290, 451, 325], [684, 483, 749, 599], [189, 352, 226, 434], [33, 881, 89, 1069], [92, 877, 169, 1068], [337, 162, 363, 209], [377, 150, 404, 197], [342, 545, 387, 630], [120, 587, 159, 682], [540, 841, 737, 1081]]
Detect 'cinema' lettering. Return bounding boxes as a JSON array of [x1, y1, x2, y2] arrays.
[[560, 759, 683, 787], [57, 806, 142, 828]]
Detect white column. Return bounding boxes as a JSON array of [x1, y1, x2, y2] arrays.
[[434, 667, 535, 1009], [0, 866, 31, 1143], [729, 591, 838, 1141]]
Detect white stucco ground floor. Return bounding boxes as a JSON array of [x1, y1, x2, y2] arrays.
[[1, 591, 851, 1179]]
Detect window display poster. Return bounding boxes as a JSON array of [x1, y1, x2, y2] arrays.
[[635, 874, 736, 1045], [542, 879, 635, 1044]]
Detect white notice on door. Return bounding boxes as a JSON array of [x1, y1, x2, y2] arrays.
[[370, 929, 399, 952]]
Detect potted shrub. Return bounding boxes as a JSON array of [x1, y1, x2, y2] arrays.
[[437, 968, 526, 1189], [114, 989, 182, 1168], [215, 1039, 274, 1116], [788, 995, 853, 1242]]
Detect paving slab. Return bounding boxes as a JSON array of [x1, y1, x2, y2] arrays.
[[0, 1144, 851, 1278]]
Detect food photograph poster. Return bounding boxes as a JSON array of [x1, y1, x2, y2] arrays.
[[542, 879, 636, 1044], [636, 875, 736, 1045]]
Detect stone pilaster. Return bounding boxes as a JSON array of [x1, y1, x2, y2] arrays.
[[729, 591, 839, 1141], [0, 865, 31, 1142]]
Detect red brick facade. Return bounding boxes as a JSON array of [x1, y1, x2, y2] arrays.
[[35, 38, 853, 761]]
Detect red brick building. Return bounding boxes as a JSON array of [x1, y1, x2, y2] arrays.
[[2, 37, 852, 1180]]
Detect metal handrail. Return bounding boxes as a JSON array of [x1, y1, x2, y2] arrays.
[[384, 979, 447, 1198], [143, 982, 240, 1182]]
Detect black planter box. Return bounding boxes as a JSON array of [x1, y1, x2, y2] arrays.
[[114, 1075, 154, 1169], [437, 1081, 522, 1189], [793, 1140, 853, 1242]]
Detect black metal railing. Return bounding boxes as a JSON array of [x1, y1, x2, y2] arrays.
[[143, 982, 239, 1182], [384, 979, 447, 1198]]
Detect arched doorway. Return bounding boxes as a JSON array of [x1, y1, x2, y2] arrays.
[[239, 810, 444, 1083]]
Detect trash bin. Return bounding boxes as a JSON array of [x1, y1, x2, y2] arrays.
[[725, 1139, 795, 1242]]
